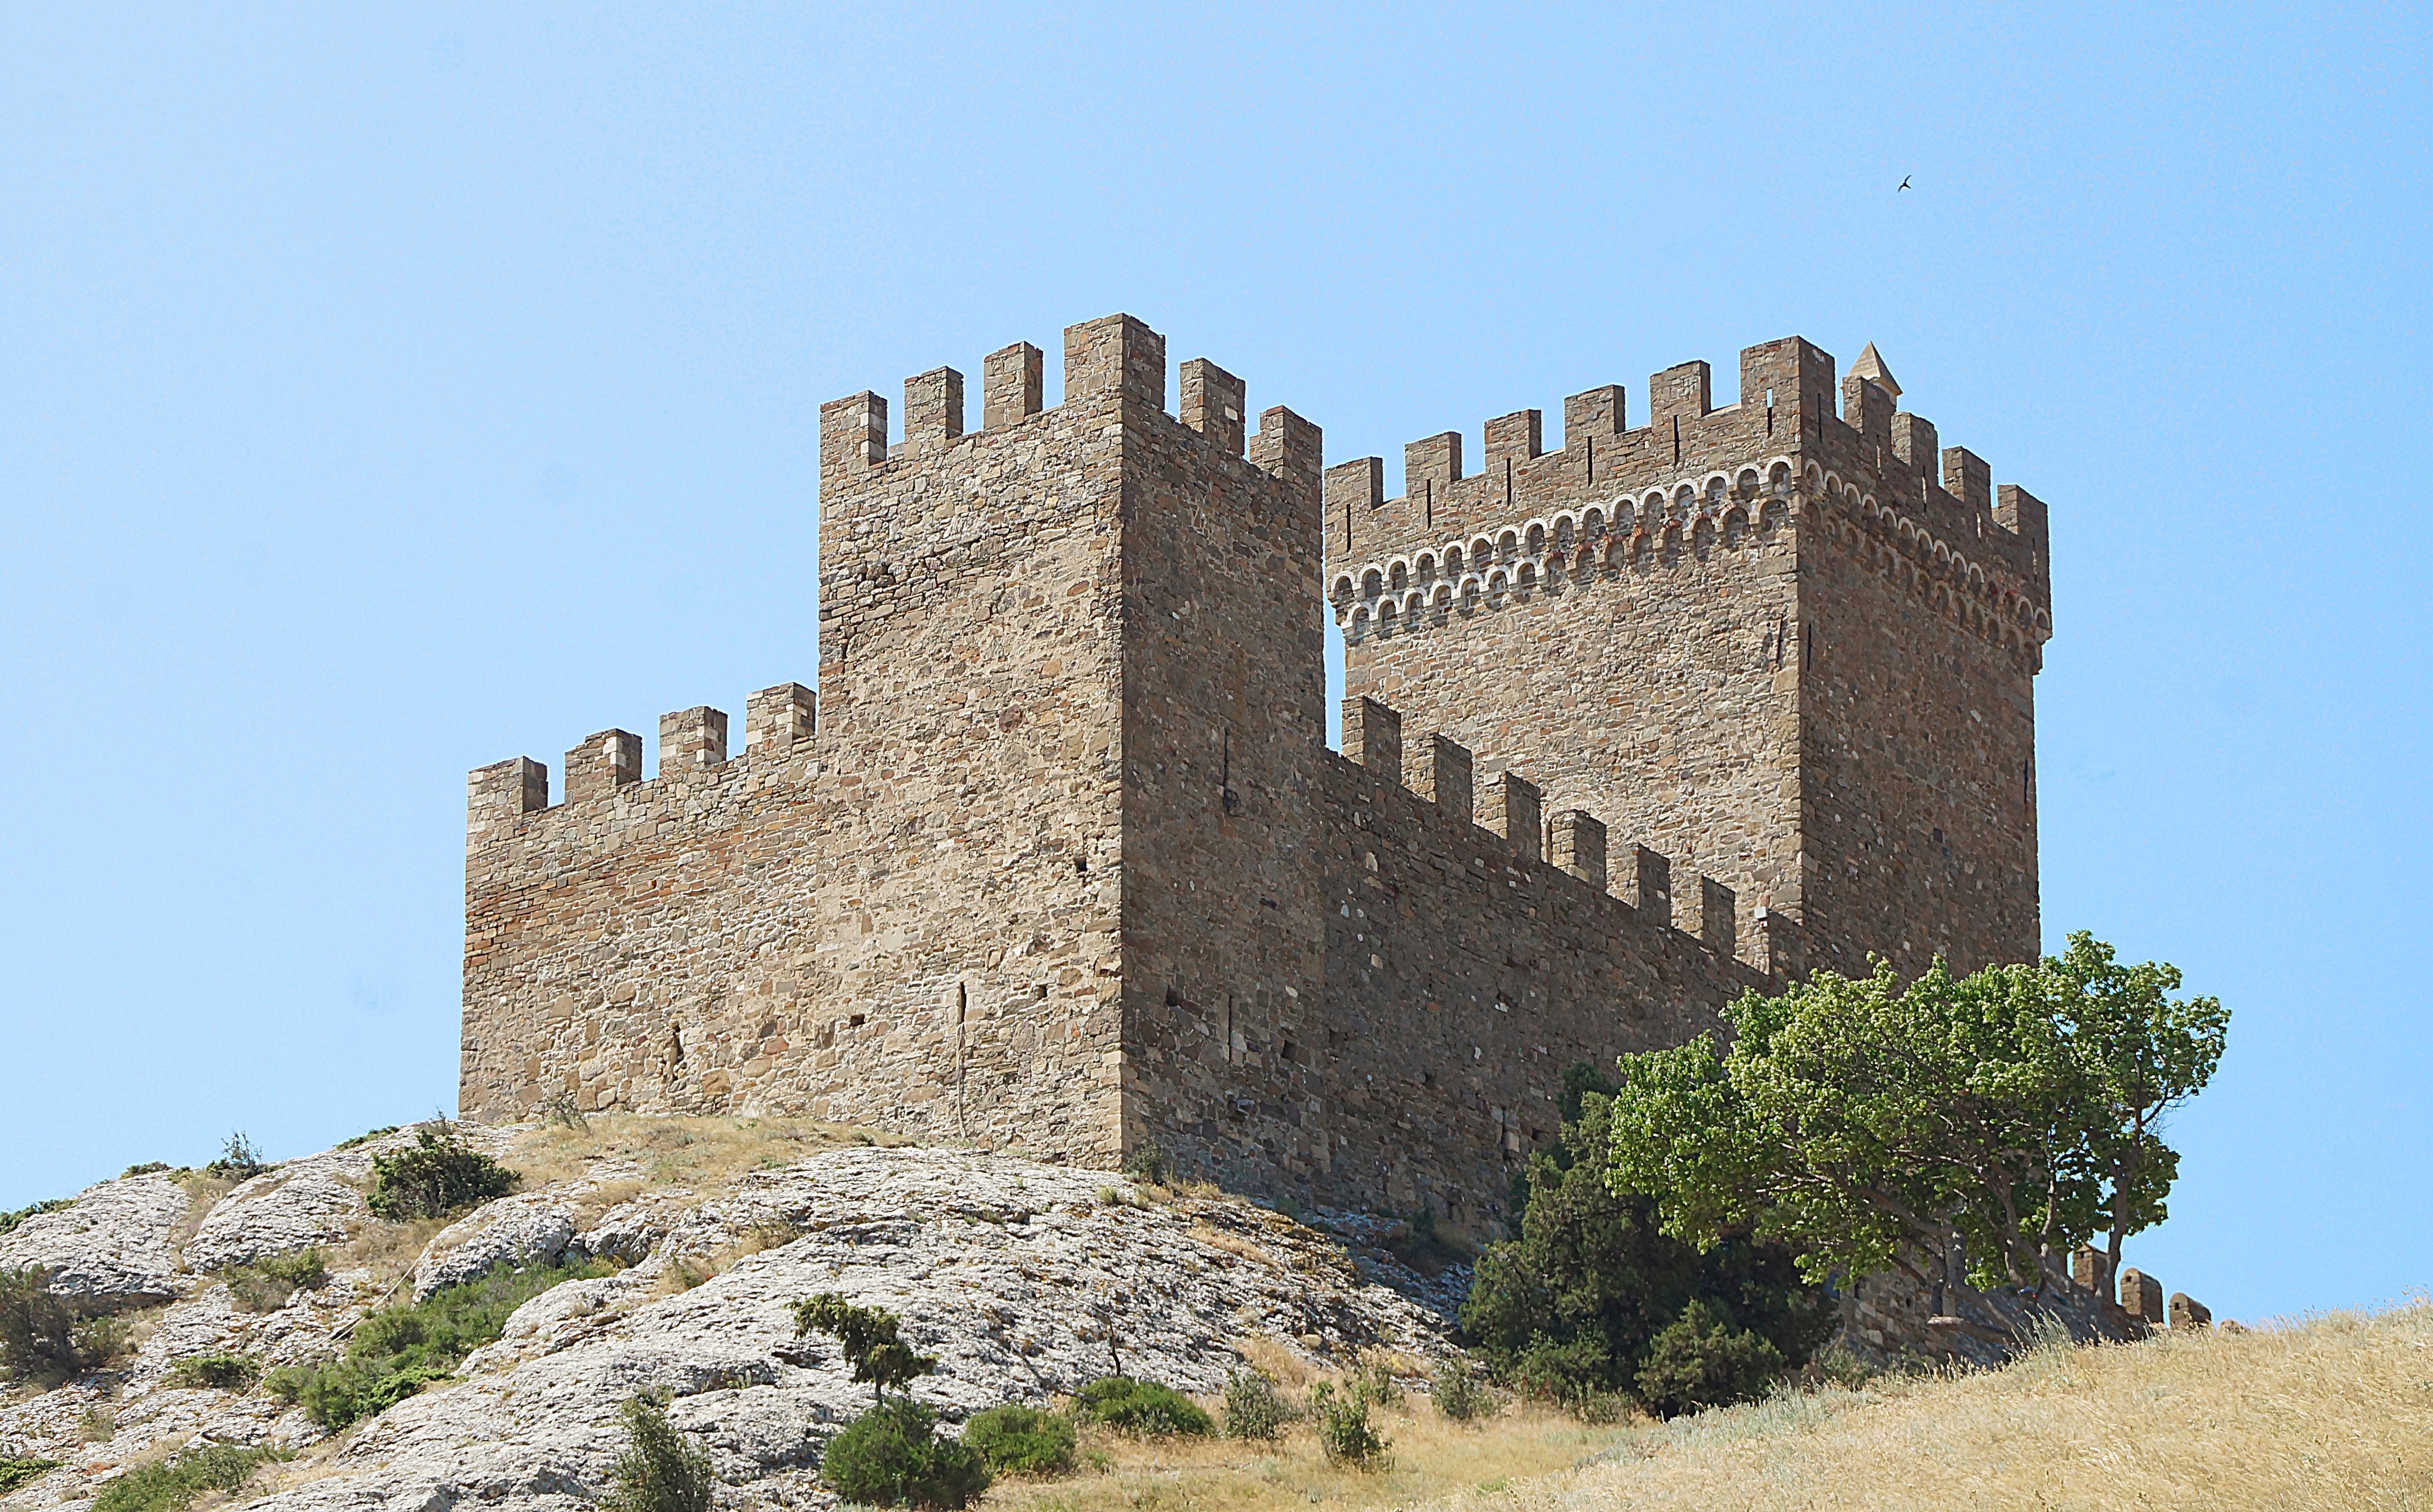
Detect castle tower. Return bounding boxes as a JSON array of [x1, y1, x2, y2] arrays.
[[1330, 339, 2050, 978]]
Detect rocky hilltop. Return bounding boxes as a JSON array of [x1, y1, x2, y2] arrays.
[[0, 1118, 1460, 1512]]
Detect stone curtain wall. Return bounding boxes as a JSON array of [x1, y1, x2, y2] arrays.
[[461, 362, 1140, 1166]]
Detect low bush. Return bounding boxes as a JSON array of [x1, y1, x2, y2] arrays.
[[168, 1352, 261, 1391], [267, 1254, 612, 1430], [93, 1443, 286, 1512], [335, 1125, 401, 1151], [601, 1394, 716, 1512], [1385, 1208, 1463, 1276], [367, 1127, 518, 1220], [1308, 1380, 1388, 1468], [225, 1250, 330, 1313], [820, 1401, 991, 1509], [1070, 1376, 1213, 1438], [203, 1132, 270, 1183], [121, 1163, 173, 1179], [1220, 1368, 1290, 1441], [1349, 1360, 1404, 1411], [1119, 1143, 1170, 1186], [0, 1460, 63, 1495], [1432, 1360, 1495, 1422], [962, 1403, 1075, 1473], [0, 1268, 125, 1383], [1633, 1299, 1789, 1419]]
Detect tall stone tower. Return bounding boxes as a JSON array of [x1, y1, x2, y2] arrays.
[[1329, 340, 2049, 981]]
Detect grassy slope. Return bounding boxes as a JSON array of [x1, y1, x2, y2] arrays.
[[1447, 1302, 2433, 1512]]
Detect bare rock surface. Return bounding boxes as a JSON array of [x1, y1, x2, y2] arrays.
[[0, 1173, 194, 1305], [411, 1191, 580, 1302], [185, 1160, 374, 1275], [0, 1136, 1453, 1512]]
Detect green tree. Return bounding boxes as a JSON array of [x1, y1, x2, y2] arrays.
[[1605, 934, 2224, 1307], [793, 1294, 937, 1408], [1461, 1070, 1828, 1409], [602, 1394, 717, 1512]]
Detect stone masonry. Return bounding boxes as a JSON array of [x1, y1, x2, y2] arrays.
[[461, 315, 2053, 1234]]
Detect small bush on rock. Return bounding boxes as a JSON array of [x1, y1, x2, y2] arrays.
[[121, 1163, 173, 1179], [1221, 1368, 1290, 1440], [0, 1460, 63, 1495], [0, 1268, 123, 1384], [1634, 1299, 1788, 1419], [367, 1127, 517, 1220], [793, 1294, 937, 1408], [0, 1200, 70, 1239], [820, 1401, 991, 1509], [94, 1443, 286, 1512], [169, 1352, 261, 1390], [226, 1250, 329, 1313], [267, 1255, 611, 1430], [602, 1394, 717, 1512], [204, 1132, 270, 1183], [1308, 1381, 1388, 1468], [962, 1404, 1075, 1473], [1071, 1377, 1213, 1438]]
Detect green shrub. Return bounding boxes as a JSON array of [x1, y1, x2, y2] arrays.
[[93, 1444, 286, 1512], [267, 1254, 612, 1430], [1119, 1143, 1170, 1186], [1460, 1062, 1827, 1412], [367, 1127, 517, 1220], [335, 1125, 401, 1151], [1220, 1369, 1290, 1441], [204, 1132, 270, 1183], [962, 1403, 1075, 1473], [819, 1401, 991, 1508], [601, 1394, 716, 1512], [1070, 1377, 1213, 1438], [168, 1352, 261, 1391], [0, 1268, 124, 1384], [225, 1250, 330, 1312], [122, 1163, 173, 1179], [1633, 1299, 1788, 1418], [1349, 1361, 1404, 1411], [1307, 1381, 1387, 1468], [1431, 1360, 1494, 1422], [793, 1294, 937, 1407], [0, 1460, 63, 1495]]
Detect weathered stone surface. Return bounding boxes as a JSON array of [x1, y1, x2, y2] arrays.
[[185, 1164, 370, 1274], [413, 1191, 580, 1301], [0, 1173, 192, 1305], [0, 1141, 1452, 1512]]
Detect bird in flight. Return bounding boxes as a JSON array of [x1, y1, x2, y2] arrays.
[[1898, 175, 1912, 192]]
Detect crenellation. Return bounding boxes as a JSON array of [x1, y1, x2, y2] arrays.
[[465, 317, 2053, 1232], [564, 729, 642, 803], [658, 706, 729, 776], [903, 367, 965, 450], [745, 683, 815, 752], [982, 341, 1044, 429], [1180, 358, 1247, 456]]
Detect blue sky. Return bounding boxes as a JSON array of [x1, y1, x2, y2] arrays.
[[2, 4, 2425, 1325]]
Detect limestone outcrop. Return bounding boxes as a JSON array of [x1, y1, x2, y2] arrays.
[[0, 1129, 1456, 1512]]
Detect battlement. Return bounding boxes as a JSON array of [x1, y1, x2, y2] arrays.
[[1333, 696, 1782, 975], [818, 313, 1321, 498], [465, 681, 821, 850], [1329, 337, 2048, 606]]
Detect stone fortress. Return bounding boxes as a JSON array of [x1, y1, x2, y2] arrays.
[[460, 314, 2053, 1235]]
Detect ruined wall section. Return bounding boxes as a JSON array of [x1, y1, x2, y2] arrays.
[[1332, 340, 1819, 961], [1790, 373, 2052, 977], [460, 361, 1138, 1164]]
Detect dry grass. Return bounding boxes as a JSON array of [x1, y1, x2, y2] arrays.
[[983, 1392, 1626, 1512], [504, 1112, 905, 1200], [1451, 1301, 2433, 1512]]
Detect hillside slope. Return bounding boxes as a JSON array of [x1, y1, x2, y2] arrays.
[[0, 1117, 1457, 1512], [1451, 1302, 2433, 1511]]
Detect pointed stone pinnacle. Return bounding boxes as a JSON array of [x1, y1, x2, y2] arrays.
[[1851, 342, 1900, 399]]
